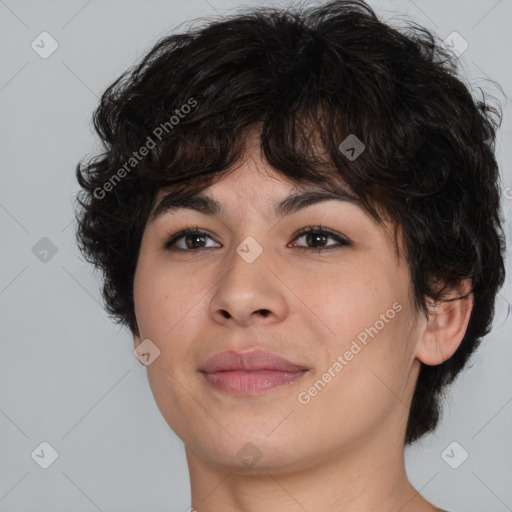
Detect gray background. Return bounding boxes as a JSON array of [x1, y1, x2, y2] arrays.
[[1, 0, 511, 511]]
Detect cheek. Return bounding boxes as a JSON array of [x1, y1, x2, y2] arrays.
[[134, 258, 202, 338], [305, 268, 415, 391], [134, 266, 207, 438], [295, 265, 404, 339], [296, 307, 416, 445]]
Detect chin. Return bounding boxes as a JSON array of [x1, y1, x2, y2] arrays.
[[185, 426, 318, 474]]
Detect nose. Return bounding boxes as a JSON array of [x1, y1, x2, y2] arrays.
[[208, 238, 288, 327]]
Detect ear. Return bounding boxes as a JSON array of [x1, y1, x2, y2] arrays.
[[415, 279, 474, 366]]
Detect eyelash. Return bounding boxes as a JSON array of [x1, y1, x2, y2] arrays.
[[163, 225, 351, 253]]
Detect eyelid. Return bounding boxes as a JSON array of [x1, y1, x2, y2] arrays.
[[291, 225, 350, 244], [163, 225, 217, 250], [163, 225, 351, 251]]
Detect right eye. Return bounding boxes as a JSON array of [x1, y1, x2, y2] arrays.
[[164, 227, 221, 251]]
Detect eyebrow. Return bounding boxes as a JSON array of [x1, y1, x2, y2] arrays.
[[151, 187, 365, 221]]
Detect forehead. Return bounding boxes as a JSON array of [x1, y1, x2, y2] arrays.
[[150, 144, 367, 219], [150, 178, 366, 224]]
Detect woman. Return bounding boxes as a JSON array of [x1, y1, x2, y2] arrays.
[[74, 1, 505, 510]]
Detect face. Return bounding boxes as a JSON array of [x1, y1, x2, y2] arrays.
[[133, 141, 425, 474]]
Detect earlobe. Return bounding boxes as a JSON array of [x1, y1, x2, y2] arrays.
[[416, 280, 474, 366]]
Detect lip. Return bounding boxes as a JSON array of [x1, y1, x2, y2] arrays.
[[199, 349, 308, 395]]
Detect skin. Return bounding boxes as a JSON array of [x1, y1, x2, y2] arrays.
[[132, 135, 473, 512]]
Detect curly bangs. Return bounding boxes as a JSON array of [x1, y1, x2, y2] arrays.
[[74, 0, 505, 444]]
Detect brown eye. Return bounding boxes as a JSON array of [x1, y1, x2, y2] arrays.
[[163, 226, 350, 253], [290, 227, 350, 252], [164, 229, 219, 251]]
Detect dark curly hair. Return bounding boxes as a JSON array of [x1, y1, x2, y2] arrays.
[[74, 0, 506, 445]]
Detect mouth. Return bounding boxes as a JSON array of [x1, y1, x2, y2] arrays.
[[199, 349, 309, 396]]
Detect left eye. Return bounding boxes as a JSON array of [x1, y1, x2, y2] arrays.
[[164, 226, 350, 252], [291, 226, 350, 251]]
